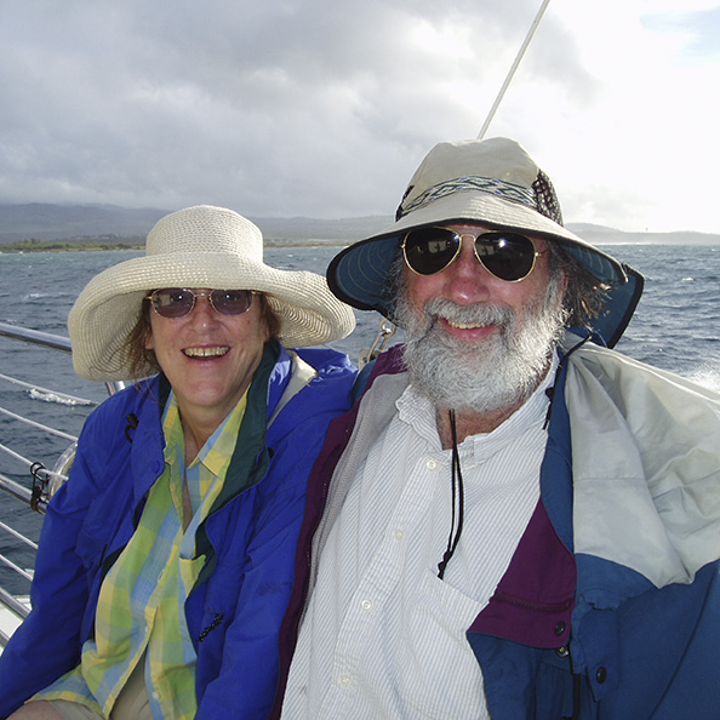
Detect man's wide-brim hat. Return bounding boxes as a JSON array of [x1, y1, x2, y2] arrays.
[[327, 137, 642, 345], [69, 205, 356, 382]]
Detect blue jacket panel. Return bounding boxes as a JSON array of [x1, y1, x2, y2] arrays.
[[0, 344, 357, 719], [469, 363, 720, 719]]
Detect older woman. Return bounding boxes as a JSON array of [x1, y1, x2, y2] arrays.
[[0, 206, 356, 720]]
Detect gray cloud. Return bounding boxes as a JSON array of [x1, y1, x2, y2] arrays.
[[0, 1, 629, 221]]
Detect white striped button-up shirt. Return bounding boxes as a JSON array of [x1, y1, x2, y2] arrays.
[[282, 360, 556, 719]]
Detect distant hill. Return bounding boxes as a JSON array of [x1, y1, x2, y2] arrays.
[[0, 203, 391, 245], [0, 204, 166, 243], [1, 203, 719, 246], [566, 223, 720, 246]]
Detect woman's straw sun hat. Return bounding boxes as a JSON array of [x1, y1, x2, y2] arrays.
[[69, 205, 356, 381]]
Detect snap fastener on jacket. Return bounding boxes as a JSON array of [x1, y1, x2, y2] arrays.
[[596, 666, 608, 683], [555, 645, 569, 658]]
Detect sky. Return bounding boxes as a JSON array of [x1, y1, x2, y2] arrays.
[[1, 0, 719, 233]]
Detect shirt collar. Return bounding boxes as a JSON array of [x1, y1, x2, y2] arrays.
[[162, 390, 249, 477]]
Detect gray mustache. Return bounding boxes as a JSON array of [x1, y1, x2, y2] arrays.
[[424, 298, 514, 329]]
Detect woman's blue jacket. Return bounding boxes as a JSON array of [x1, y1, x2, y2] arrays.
[[0, 343, 357, 719]]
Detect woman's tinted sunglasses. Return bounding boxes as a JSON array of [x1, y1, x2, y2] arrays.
[[147, 288, 254, 318], [401, 227, 544, 282]]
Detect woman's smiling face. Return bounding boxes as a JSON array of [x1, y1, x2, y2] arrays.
[[145, 288, 269, 429]]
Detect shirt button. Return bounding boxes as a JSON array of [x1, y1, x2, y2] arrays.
[[427, 458, 438, 470], [393, 529, 404, 540], [361, 599, 373, 611], [339, 675, 351, 687], [554, 621, 566, 636], [152, 691, 160, 701]]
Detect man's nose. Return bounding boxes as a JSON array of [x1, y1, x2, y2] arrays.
[[443, 237, 493, 304]]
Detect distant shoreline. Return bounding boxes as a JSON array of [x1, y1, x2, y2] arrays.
[[0, 241, 145, 253], [0, 239, 348, 253], [1, 233, 719, 254]]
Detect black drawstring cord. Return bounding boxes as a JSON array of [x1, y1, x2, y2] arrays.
[[437, 398, 582, 717], [560, 673, 582, 720], [543, 336, 592, 430], [437, 409, 465, 579]]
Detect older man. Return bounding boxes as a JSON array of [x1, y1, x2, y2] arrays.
[[274, 138, 720, 720]]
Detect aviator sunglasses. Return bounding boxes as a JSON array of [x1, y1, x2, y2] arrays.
[[147, 288, 254, 319], [401, 226, 543, 282]]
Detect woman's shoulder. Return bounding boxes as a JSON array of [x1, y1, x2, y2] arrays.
[[285, 349, 356, 408], [82, 375, 163, 434], [293, 346, 357, 378]]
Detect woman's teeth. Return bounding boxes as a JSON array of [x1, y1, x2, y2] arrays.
[[183, 346, 229, 357]]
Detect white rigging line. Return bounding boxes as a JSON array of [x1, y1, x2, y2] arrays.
[[478, 0, 552, 140], [0, 440, 69, 484], [0, 406, 78, 442]]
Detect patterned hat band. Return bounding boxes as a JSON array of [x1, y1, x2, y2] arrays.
[[396, 169, 564, 226]]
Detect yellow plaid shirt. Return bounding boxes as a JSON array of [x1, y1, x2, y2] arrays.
[[35, 390, 247, 719]]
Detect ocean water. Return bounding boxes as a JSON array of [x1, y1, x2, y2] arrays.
[[0, 243, 719, 593]]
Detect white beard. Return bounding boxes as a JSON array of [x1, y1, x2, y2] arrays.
[[395, 277, 567, 414]]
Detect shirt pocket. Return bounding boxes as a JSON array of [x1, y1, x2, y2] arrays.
[[394, 568, 489, 720]]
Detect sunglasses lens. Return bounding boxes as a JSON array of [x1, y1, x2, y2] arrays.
[[475, 233, 536, 281], [151, 288, 195, 318], [210, 289, 253, 315], [150, 289, 254, 317], [403, 228, 460, 275]]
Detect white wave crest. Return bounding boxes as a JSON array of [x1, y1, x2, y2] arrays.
[[28, 388, 95, 407], [688, 366, 720, 394]]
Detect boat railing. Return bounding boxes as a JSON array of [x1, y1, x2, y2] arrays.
[[0, 322, 124, 648]]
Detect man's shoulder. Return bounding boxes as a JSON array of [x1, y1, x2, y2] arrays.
[[353, 344, 407, 400], [571, 340, 720, 403]]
